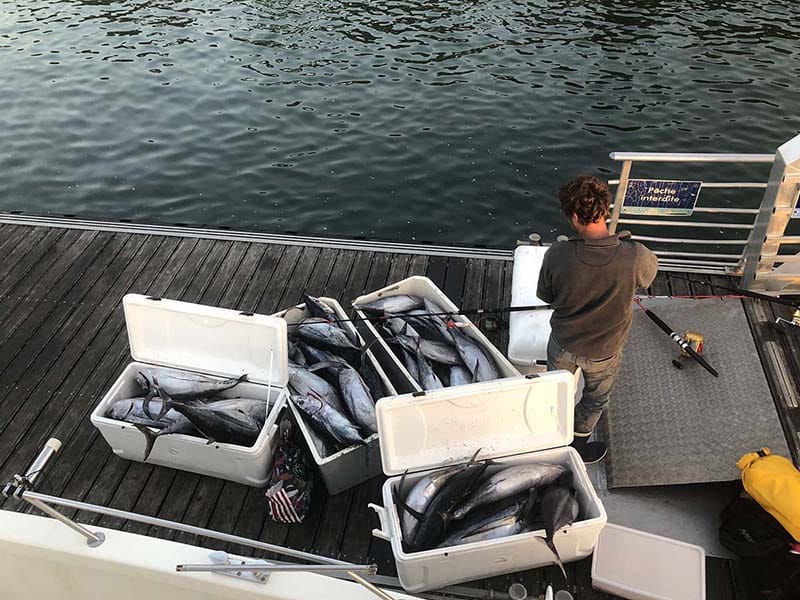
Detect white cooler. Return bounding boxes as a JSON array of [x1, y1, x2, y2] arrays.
[[368, 370, 607, 593], [508, 245, 553, 370], [273, 297, 397, 495], [91, 294, 288, 487], [352, 275, 521, 393]]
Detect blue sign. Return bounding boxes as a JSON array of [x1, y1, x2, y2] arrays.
[[621, 179, 702, 216]]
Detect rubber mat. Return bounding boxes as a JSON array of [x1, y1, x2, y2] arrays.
[[604, 298, 790, 488]]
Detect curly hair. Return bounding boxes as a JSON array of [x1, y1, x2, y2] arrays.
[[558, 175, 611, 226]]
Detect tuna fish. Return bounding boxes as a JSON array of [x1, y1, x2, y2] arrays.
[[302, 294, 336, 320], [310, 361, 377, 434], [136, 369, 247, 400], [288, 361, 346, 414], [392, 334, 462, 366], [449, 329, 499, 382], [290, 394, 365, 448], [294, 317, 360, 351], [416, 350, 443, 390], [396, 465, 465, 543], [449, 364, 473, 387], [354, 295, 424, 315], [538, 485, 580, 580], [406, 460, 489, 552], [451, 463, 568, 520], [439, 491, 538, 548]]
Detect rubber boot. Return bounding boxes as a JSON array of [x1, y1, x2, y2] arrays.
[[571, 432, 607, 465]]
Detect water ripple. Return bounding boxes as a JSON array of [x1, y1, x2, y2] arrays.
[[0, 0, 799, 244]]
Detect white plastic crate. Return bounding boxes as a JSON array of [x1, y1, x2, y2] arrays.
[[508, 245, 553, 369], [368, 371, 607, 593], [273, 297, 397, 495], [591, 524, 706, 600], [352, 275, 521, 393], [91, 294, 288, 487]]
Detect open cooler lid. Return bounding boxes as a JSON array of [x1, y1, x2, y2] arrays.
[[123, 294, 288, 387], [376, 371, 575, 476]]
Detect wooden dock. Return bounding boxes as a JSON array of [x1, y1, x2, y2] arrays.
[[0, 221, 796, 599]]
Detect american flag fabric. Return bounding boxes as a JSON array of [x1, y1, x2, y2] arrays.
[[265, 419, 313, 524]]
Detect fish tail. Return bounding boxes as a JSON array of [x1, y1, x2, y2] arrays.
[[538, 536, 567, 581], [134, 424, 158, 461], [237, 373, 249, 383], [154, 385, 174, 421], [142, 388, 157, 420]]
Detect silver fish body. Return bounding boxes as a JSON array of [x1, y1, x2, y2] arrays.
[[106, 397, 191, 431], [449, 329, 499, 382], [336, 363, 378, 434], [302, 294, 337, 320], [290, 394, 365, 448], [295, 317, 359, 351], [440, 502, 523, 547], [400, 466, 463, 542], [393, 334, 462, 366], [416, 350, 443, 390], [354, 295, 424, 315], [452, 463, 567, 520], [397, 346, 421, 383], [288, 362, 346, 414], [449, 364, 473, 387], [384, 317, 420, 338], [136, 368, 246, 399], [167, 399, 266, 446]]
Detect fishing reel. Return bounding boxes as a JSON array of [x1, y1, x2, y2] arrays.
[[672, 331, 705, 370], [775, 308, 800, 330]]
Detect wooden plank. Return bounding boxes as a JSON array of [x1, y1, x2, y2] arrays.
[[406, 254, 429, 277], [442, 257, 468, 307], [482, 258, 505, 348], [0, 226, 63, 296], [0, 230, 100, 389], [0, 233, 143, 480], [17, 236, 185, 515], [426, 255, 448, 288]]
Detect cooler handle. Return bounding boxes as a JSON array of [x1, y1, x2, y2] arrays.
[[368, 503, 391, 541]]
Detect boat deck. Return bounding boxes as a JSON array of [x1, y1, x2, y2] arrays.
[[0, 220, 797, 599]]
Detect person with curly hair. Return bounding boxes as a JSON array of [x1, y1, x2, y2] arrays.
[[537, 175, 658, 463]]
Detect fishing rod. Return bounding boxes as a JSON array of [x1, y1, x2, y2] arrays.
[[284, 303, 553, 327], [633, 297, 719, 378], [669, 275, 800, 308]]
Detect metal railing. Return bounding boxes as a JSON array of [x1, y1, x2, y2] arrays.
[[606, 136, 800, 292], [1, 440, 393, 600]]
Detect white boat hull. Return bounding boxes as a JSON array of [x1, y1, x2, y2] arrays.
[[0, 510, 415, 600]]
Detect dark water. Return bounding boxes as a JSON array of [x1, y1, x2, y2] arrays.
[[1, 1, 799, 246]]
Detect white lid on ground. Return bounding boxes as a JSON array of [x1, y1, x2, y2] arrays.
[[591, 523, 706, 600]]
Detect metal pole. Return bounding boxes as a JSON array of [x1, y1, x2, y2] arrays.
[[22, 491, 350, 565], [608, 160, 631, 234], [24, 496, 105, 548], [176, 563, 378, 575]]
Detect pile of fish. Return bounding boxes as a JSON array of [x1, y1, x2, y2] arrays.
[[353, 294, 500, 389], [394, 454, 579, 578], [105, 368, 272, 458], [286, 295, 386, 457]]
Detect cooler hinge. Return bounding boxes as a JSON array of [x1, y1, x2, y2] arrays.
[[412, 391, 426, 397]]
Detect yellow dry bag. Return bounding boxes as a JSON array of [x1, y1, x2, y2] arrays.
[[737, 448, 800, 542]]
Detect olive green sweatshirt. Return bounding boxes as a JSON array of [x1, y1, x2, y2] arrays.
[[536, 231, 658, 359]]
